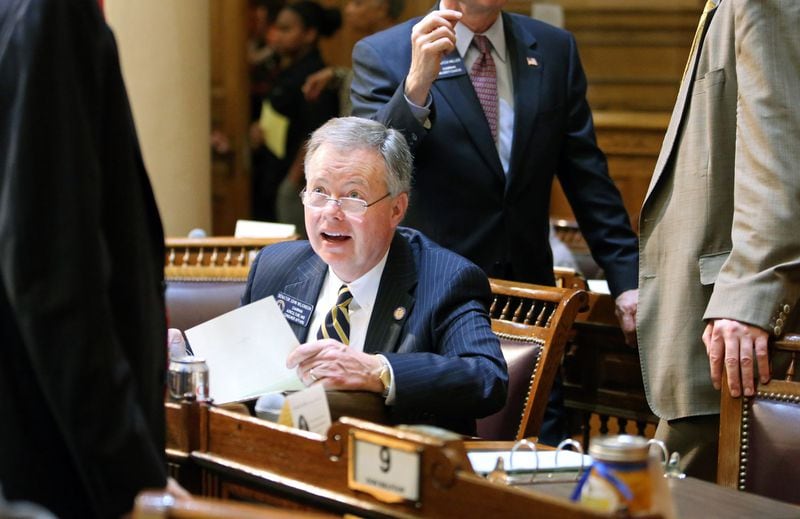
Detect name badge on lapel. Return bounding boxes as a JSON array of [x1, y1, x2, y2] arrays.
[[276, 292, 314, 327], [437, 51, 467, 80]]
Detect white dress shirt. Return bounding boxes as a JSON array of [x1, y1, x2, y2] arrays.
[[406, 14, 515, 173], [309, 251, 397, 402]]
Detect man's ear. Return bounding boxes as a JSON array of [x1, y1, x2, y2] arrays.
[[390, 192, 409, 226]]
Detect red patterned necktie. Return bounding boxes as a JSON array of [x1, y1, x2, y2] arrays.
[[469, 34, 498, 141], [317, 285, 353, 345]]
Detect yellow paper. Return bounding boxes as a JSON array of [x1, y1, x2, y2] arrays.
[[259, 101, 289, 159], [277, 401, 293, 427]]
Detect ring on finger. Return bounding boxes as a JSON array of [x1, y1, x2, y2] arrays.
[[309, 368, 318, 382]]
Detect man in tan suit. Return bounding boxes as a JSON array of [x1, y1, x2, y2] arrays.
[[638, 0, 800, 481]]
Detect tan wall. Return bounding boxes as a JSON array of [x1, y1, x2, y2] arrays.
[[105, 0, 211, 237]]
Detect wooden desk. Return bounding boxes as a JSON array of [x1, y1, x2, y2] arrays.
[[166, 402, 616, 518], [463, 440, 800, 518], [165, 402, 799, 518]]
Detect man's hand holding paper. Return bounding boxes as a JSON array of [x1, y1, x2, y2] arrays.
[[287, 338, 384, 393]]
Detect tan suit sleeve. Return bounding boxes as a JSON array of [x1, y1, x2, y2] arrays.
[[704, 0, 800, 329]]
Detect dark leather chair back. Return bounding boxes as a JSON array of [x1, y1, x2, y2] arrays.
[[718, 332, 800, 504], [477, 338, 543, 440], [166, 280, 245, 331], [163, 236, 294, 330]]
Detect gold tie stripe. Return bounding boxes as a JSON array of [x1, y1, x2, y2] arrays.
[[317, 285, 353, 345]]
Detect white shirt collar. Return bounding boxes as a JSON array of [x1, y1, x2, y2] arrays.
[[325, 249, 389, 313], [455, 14, 507, 63]]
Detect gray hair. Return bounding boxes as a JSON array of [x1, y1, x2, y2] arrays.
[[305, 117, 412, 197]]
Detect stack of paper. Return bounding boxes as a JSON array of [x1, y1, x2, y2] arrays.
[[185, 296, 304, 404]]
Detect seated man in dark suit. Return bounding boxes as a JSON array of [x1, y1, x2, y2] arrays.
[[242, 116, 508, 435]]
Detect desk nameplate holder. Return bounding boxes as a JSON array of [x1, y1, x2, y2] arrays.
[[347, 429, 422, 504]]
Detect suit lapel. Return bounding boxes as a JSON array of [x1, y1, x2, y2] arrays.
[[505, 13, 542, 194], [433, 53, 505, 180], [281, 253, 327, 342], [645, 4, 718, 206], [364, 233, 417, 353]]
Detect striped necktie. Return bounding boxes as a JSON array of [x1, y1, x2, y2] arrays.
[[317, 285, 353, 345], [469, 34, 498, 141]]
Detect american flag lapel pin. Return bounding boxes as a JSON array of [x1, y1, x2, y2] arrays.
[[527, 56, 539, 67]]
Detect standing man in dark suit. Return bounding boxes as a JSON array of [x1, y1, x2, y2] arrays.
[[242, 117, 508, 435], [0, 0, 182, 516], [350, 0, 638, 443]]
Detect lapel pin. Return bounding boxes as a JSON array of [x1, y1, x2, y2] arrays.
[[393, 307, 406, 321], [527, 57, 539, 67]]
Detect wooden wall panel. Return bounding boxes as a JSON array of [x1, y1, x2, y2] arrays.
[[539, 1, 701, 223], [210, 0, 252, 235], [543, 1, 700, 113]]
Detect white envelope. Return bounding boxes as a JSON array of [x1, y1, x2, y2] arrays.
[[185, 296, 304, 404]]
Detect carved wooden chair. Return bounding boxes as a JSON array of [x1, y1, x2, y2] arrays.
[[164, 236, 292, 279], [164, 236, 293, 330], [477, 279, 588, 440], [554, 266, 589, 291], [717, 332, 800, 504]]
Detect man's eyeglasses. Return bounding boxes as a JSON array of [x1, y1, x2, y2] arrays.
[[300, 190, 391, 215]]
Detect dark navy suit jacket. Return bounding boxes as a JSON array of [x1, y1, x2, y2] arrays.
[[351, 11, 638, 296], [242, 227, 508, 435]]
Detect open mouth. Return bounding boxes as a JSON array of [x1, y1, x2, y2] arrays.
[[321, 232, 351, 243]]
